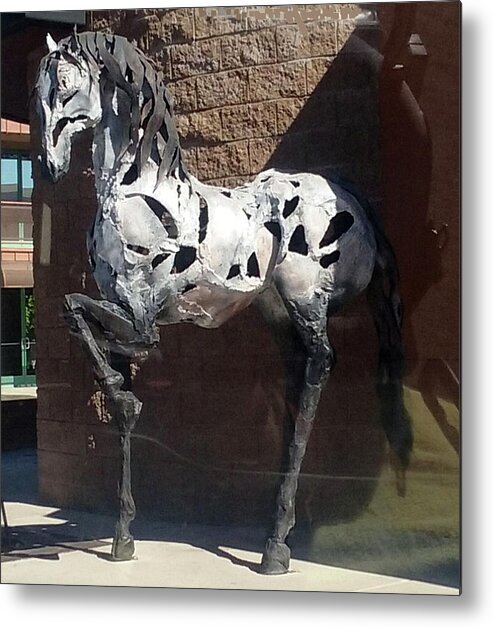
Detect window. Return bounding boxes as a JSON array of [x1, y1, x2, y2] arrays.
[[1, 151, 34, 243], [1, 152, 33, 201]]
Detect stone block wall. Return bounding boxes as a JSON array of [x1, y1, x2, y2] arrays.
[[90, 5, 379, 196]]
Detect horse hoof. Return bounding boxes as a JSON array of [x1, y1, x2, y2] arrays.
[[110, 536, 135, 561], [260, 539, 290, 575]]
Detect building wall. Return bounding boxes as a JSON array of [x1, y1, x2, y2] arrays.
[[90, 5, 378, 193], [31, 5, 459, 531]]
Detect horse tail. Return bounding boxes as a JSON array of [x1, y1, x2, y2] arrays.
[[330, 176, 413, 475], [365, 209, 413, 476]]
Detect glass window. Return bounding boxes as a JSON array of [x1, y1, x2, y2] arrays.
[[1, 152, 33, 201], [1, 153, 34, 242], [1, 156, 19, 200], [21, 158, 33, 200]]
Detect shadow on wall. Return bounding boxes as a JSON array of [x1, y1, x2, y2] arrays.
[[265, 23, 381, 194]]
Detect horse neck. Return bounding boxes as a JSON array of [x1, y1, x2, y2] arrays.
[[91, 101, 192, 208], [91, 116, 130, 204]]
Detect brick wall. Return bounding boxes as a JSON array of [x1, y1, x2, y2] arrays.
[[90, 5, 379, 196]]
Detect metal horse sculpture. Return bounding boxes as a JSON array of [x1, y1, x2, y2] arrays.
[[35, 31, 412, 574]]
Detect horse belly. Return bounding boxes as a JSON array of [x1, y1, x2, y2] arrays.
[[158, 282, 257, 329]]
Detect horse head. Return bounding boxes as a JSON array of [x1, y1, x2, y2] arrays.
[[35, 32, 102, 182]]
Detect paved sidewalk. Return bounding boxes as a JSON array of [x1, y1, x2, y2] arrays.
[[1, 501, 459, 593]]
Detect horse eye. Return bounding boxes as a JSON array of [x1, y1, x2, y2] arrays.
[[126, 244, 150, 255]]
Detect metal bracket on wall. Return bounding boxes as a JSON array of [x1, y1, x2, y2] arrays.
[[406, 33, 429, 99], [408, 33, 428, 57]]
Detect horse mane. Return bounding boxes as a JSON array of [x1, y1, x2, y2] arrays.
[[56, 31, 186, 181]]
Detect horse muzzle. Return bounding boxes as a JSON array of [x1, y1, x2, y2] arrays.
[[38, 154, 68, 183]]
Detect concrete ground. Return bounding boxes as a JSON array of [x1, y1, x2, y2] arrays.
[[1, 500, 457, 593], [1, 449, 459, 593]]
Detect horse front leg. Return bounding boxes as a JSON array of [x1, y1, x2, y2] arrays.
[[260, 322, 335, 575], [63, 293, 158, 561], [107, 373, 142, 560]]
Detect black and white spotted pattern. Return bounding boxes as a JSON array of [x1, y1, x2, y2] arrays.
[[35, 31, 377, 330]]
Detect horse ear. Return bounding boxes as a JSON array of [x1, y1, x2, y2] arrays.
[[46, 33, 58, 53], [68, 29, 81, 54]]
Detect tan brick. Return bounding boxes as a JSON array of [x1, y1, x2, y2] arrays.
[[249, 61, 306, 102], [305, 19, 338, 57], [144, 38, 171, 77], [276, 25, 310, 61], [306, 57, 332, 91], [160, 8, 195, 44], [196, 70, 249, 110], [169, 77, 196, 113], [194, 7, 247, 39], [249, 137, 282, 173], [211, 175, 255, 189], [140, 13, 168, 46], [93, 8, 192, 46], [181, 147, 198, 176], [300, 5, 344, 22], [336, 18, 357, 53], [246, 4, 298, 30], [171, 39, 221, 79], [39, 385, 73, 422], [338, 5, 363, 20], [244, 5, 348, 32], [277, 98, 306, 133], [90, 13, 110, 32], [303, 128, 349, 167], [221, 29, 276, 71], [85, 423, 120, 458], [221, 102, 277, 141], [342, 126, 371, 161], [196, 140, 250, 180], [93, 10, 161, 44], [38, 450, 105, 491], [176, 109, 223, 145]]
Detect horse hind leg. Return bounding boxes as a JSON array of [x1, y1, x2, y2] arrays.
[[259, 292, 335, 575], [367, 263, 413, 487], [255, 287, 307, 473]]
